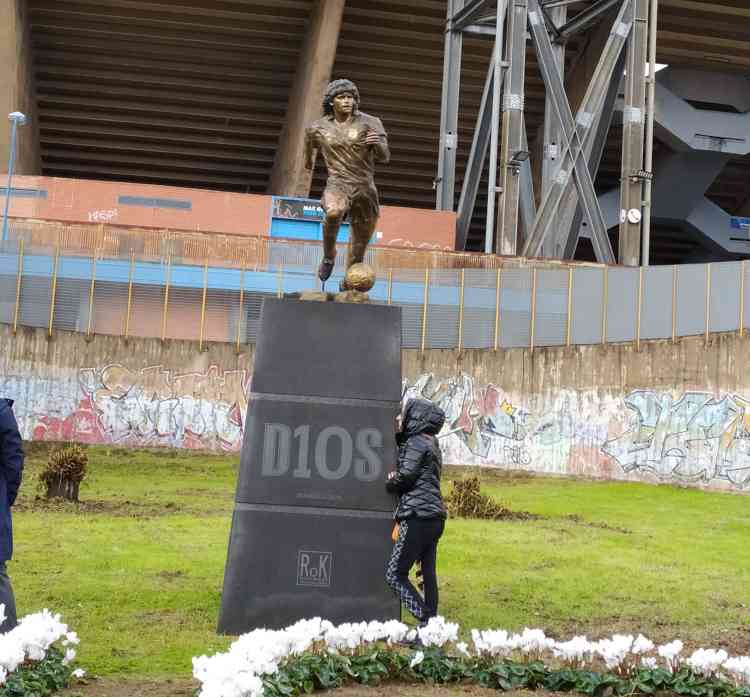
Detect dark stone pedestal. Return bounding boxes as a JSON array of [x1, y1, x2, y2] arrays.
[[218, 298, 402, 634]]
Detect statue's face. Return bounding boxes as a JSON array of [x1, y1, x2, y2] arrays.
[[332, 92, 355, 117]]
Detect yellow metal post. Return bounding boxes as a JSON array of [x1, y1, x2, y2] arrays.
[[705, 263, 711, 344], [740, 261, 746, 338], [636, 266, 644, 351], [566, 267, 573, 347], [458, 269, 465, 352], [601, 267, 609, 344], [236, 266, 246, 354], [199, 262, 208, 351], [530, 268, 537, 351], [48, 246, 60, 338], [277, 266, 284, 298], [161, 255, 172, 342], [124, 251, 135, 338], [12, 238, 24, 334], [387, 269, 393, 305], [420, 268, 430, 353], [671, 264, 677, 343], [86, 252, 97, 337], [494, 268, 501, 351]]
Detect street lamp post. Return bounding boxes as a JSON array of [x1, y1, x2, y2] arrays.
[[2, 112, 28, 242]]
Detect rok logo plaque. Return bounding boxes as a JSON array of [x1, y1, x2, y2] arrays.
[[297, 550, 333, 588]]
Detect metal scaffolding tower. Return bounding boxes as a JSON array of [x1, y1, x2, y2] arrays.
[[439, 0, 658, 265]]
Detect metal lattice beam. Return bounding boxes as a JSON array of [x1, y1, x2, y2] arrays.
[[561, 50, 627, 259], [557, 0, 624, 38], [452, 0, 496, 31], [439, 0, 665, 262], [455, 49, 500, 250], [522, 0, 632, 263]]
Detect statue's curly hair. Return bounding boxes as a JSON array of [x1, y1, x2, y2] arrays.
[[323, 79, 360, 116]]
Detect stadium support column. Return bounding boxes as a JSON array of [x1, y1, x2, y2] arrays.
[[436, 0, 464, 212], [496, 0, 528, 256], [268, 0, 346, 197], [0, 0, 39, 175], [619, 0, 648, 266]]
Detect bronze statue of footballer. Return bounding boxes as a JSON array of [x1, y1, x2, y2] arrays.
[[304, 79, 390, 289]]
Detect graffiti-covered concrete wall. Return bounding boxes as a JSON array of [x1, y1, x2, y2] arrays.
[[3, 321, 750, 491], [0, 324, 253, 452]]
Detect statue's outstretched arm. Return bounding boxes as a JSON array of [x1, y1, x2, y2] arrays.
[[304, 127, 317, 171]]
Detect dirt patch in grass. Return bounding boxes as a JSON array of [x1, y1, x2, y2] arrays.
[[60, 680, 548, 697], [561, 514, 633, 535], [14, 497, 185, 518], [60, 678, 196, 697]]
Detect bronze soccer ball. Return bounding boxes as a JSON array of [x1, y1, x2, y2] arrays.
[[344, 263, 376, 292]]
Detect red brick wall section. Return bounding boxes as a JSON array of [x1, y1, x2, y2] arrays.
[[7, 175, 456, 250]]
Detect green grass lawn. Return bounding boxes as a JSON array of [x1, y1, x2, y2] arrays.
[[14, 445, 750, 680]]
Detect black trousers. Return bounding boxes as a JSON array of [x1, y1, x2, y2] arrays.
[[385, 516, 445, 623]]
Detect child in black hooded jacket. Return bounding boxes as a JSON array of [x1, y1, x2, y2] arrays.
[[385, 398, 447, 624]]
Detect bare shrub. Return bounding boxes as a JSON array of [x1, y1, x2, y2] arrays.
[[445, 476, 536, 520], [39, 444, 88, 502]]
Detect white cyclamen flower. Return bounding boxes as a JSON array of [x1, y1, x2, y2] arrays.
[[687, 648, 728, 677], [10, 609, 70, 665], [72, 668, 86, 678], [417, 616, 459, 648], [63, 648, 76, 665], [472, 629, 514, 658], [518, 628, 555, 654], [0, 635, 25, 673], [595, 635, 634, 670], [658, 640, 684, 661], [658, 639, 684, 671], [410, 650, 425, 668], [456, 642, 470, 657], [553, 636, 594, 665], [632, 634, 655, 655], [723, 656, 750, 685], [641, 657, 658, 669], [193, 653, 265, 697]]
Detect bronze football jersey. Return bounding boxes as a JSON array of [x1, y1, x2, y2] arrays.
[[306, 112, 388, 190]]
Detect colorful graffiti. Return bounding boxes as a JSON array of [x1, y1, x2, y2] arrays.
[[3, 364, 251, 451], [403, 373, 581, 474], [5, 359, 750, 490], [602, 390, 750, 487], [404, 376, 750, 489]]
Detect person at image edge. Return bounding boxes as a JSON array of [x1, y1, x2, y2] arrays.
[[0, 399, 24, 630]]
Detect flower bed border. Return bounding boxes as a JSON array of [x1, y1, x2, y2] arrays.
[[194, 618, 750, 697]]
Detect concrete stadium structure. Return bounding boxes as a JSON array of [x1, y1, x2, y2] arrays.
[[0, 0, 749, 264]]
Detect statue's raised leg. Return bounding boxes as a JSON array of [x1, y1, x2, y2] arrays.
[[319, 189, 349, 283]]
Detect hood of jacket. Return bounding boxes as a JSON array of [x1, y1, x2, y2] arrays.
[[401, 398, 445, 438]]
